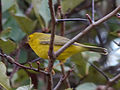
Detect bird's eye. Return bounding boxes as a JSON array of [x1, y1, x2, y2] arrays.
[[28, 34, 34, 40], [28, 36, 32, 41]]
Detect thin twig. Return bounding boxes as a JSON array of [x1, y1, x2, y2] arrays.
[[92, 0, 95, 23], [57, 0, 71, 88], [25, 4, 33, 16], [86, 14, 92, 24], [87, 60, 110, 81], [55, 5, 120, 57], [54, 69, 73, 90], [56, 18, 88, 22], [113, 40, 120, 46], [57, 0, 65, 36], [10, 48, 21, 79], [0, 53, 48, 75], [30, 58, 41, 63], [59, 63, 71, 88], [109, 73, 120, 84], [106, 73, 120, 89]]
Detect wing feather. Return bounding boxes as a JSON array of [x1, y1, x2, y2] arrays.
[[40, 35, 71, 46]]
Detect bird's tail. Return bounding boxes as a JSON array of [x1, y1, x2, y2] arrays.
[[86, 46, 107, 55], [77, 43, 108, 55]]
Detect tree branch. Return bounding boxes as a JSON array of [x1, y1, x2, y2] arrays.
[[87, 60, 110, 81], [48, 0, 56, 90], [106, 73, 120, 89], [54, 69, 73, 90], [56, 18, 88, 22], [55, 5, 120, 57], [86, 14, 92, 24], [0, 53, 48, 75], [48, 0, 56, 72]]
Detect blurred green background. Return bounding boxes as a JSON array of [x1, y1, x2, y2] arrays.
[[0, 0, 120, 90]]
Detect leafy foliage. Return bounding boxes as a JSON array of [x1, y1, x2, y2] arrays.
[[76, 83, 97, 90], [1, 0, 120, 90], [0, 28, 17, 54], [16, 85, 33, 90], [12, 13, 37, 34], [61, 0, 84, 13], [0, 62, 11, 90]]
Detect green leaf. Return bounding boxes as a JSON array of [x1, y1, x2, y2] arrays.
[[37, 0, 51, 27], [15, 69, 29, 83], [110, 31, 118, 37], [9, 28, 25, 43], [82, 51, 101, 63], [53, 60, 70, 71], [76, 83, 97, 90], [0, 27, 11, 41], [19, 49, 28, 63], [32, 0, 57, 28], [0, 39, 17, 54], [3, 13, 25, 42], [16, 85, 33, 90], [2, 0, 15, 13], [61, 0, 84, 13], [12, 13, 37, 34], [38, 80, 45, 90], [108, 18, 120, 32], [84, 65, 106, 84], [70, 52, 87, 77], [70, 52, 101, 77], [15, 72, 33, 89], [0, 62, 11, 90], [114, 80, 120, 89], [32, 0, 51, 28]]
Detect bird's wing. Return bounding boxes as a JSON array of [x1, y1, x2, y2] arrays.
[[40, 35, 71, 46]]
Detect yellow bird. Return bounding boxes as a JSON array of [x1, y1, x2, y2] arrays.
[[28, 32, 107, 62]]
